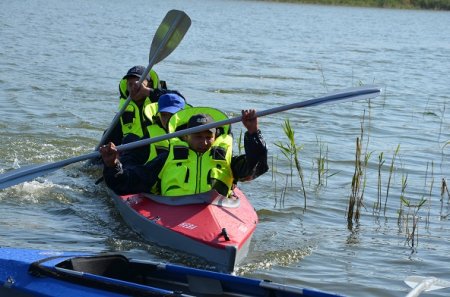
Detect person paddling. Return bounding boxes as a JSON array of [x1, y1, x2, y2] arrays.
[[102, 65, 186, 146], [119, 93, 186, 167], [100, 108, 268, 196]]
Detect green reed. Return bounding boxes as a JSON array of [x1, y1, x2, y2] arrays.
[[397, 173, 408, 225], [375, 152, 385, 214], [348, 136, 363, 227], [347, 112, 371, 227], [274, 119, 307, 209], [315, 137, 328, 186], [384, 144, 400, 215], [401, 195, 427, 248]]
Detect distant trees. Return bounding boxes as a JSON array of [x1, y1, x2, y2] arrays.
[[280, 0, 450, 10]]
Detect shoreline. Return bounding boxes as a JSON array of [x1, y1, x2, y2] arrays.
[[258, 0, 450, 11]]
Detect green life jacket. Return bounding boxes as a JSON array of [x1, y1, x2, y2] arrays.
[[118, 99, 152, 138], [117, 70, 160, 138], [143, 101, 193, 162], [146, 123, 169, 163], [166, 106, 231, 136], [158, 107, 234, 197]]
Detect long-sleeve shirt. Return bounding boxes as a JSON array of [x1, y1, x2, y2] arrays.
[[103, 130, 268, 195]]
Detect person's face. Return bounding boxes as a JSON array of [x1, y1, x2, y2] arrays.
[[127, 77, 148, 102], [186, 131, 215, 154], [159, 112, 172, 129]]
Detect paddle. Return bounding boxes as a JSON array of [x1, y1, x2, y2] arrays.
[[0, 85, 382, 190], [95, 9, 191, 150], [405, 276, 450, 297]]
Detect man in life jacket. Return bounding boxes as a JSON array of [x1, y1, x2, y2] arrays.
[[102, 65, 185, 146], [100, 109, 268, 196], [119, 93, 186, 168]]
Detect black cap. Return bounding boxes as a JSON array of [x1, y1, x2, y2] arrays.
[[187, 114, 216, 133], [123, 65, 150, 80]]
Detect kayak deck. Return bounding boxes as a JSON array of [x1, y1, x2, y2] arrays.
[[110, 188, 258, 272], [0, 248, 344, 297]]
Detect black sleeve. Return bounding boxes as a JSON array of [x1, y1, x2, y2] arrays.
[[100, 122, 123, 146], [231, 129, 269, 182], [119, 134, 150, 168], [103, 152, 168, 195]]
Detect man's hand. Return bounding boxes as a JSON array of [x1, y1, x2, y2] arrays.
[[100, 142, 119, 167], [241, 109, 258, 134]]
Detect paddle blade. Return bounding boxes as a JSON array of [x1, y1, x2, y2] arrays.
[[149, 10, 191, 65], [94, 10, 190, 150], [0, 152, 99, 190], [405, 276, 450, 297]]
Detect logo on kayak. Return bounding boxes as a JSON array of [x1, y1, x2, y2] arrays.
[[238, 225, 248, 233], [178, 222, 197, 230]]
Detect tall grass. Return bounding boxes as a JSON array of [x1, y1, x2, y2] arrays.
[[384, 144, 400, 215], [274, 119, 307, 209]]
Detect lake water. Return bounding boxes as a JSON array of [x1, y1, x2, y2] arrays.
[[1, 0, 450, 296]]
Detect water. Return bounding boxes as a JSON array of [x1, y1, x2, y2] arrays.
[[1, 0, 450, 296]]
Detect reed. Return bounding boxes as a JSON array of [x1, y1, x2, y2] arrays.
[[274, 119, 307, 209], [348, 135, 363, 227], [384, 144, 400, 215], [316, 62, 328, 92], [315, 137, 329, 187], [348, 112, 370, 227], [397, 173, 408, 225], [375, 152, 385, 214], [401, 195, 427, 248], [271, 155, 278, 200], [440, 178, 449, 219], [425, 161, 434, 226]]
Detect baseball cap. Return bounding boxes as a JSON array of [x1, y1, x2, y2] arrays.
[[124, 65, 150, 80], [157, 93, 185, 114], [187, 114, 216, 133]]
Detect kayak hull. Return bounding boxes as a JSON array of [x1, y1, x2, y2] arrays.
[[109, 187, 257, 273], [0, 247, 344, 297]]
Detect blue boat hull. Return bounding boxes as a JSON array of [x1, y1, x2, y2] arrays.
[[0, 247, 344, 297]]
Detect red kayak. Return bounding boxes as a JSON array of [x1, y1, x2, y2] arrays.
[[109, 187, 258, 273]]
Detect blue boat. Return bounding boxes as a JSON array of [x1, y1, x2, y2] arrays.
[[0, 247, 344, 297]]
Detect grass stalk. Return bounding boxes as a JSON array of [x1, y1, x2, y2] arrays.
[[384, 144, 400, 215], [274, 119, 307, 209]]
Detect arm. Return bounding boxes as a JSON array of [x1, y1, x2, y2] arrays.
[[100, 142, 167, 195], [119, 134, 150, 168], [231, 110, 269, 182]]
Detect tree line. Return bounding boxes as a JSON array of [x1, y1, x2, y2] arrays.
[[269, 0, 450, 10]]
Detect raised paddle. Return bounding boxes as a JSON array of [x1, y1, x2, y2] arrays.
[[95, 9, 191, 150], [405, 276, 450, 297], [0, 85, 382, 190]]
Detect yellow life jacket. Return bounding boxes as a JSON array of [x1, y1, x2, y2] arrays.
[[146, 123, 169, 163], [166, 106, 231, 136], [117, 70, 159, 138], [118, 99, 152, 138], [159, 107, 234, 196], [143, 101, 193, 162]]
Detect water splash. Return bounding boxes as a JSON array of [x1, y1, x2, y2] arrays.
[[235, 246, 313, 275]]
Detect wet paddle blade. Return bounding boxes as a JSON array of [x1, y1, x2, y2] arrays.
[[405, 276, 450, 297], [149, 10, 191, 65], [0, 152, 99, 190], [95, 10, 191, 149]]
